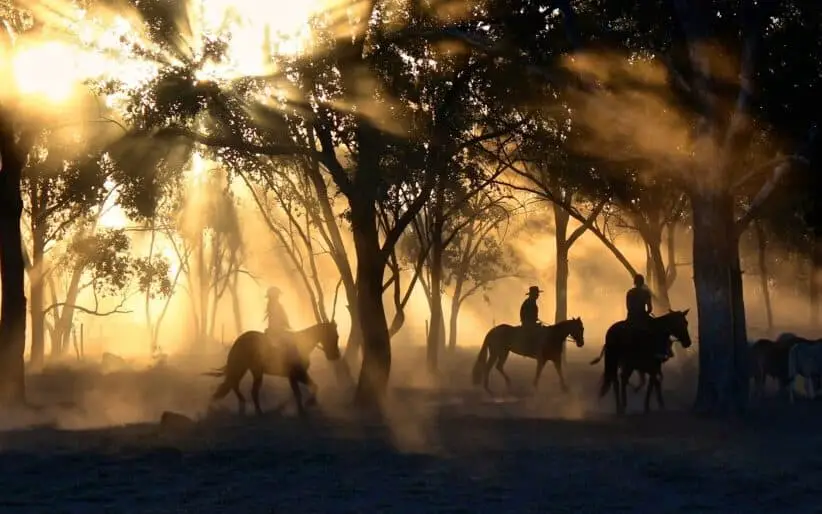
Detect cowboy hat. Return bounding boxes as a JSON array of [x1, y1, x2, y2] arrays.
[[266, 286, 282, 298], [526, 285, 543, 295]]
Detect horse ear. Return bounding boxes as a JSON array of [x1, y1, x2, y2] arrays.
[[683, 308, 690, 316]]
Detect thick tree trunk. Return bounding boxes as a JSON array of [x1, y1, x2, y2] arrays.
[[810, 238, 822, 328], [351, 200, 391, 407], [754, 220, 774, 331], [553, 205, 570, 364], [342, 280, 364, 364], [426, 221, 445, 375], [691, 192, 748, 416], [0, 119, 28, 406]]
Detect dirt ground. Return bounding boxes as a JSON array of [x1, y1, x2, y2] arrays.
[[1, 345, 821, 513]]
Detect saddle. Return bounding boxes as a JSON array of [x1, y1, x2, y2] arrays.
[[623, 318, 671, 361], [515, 323, 542, 356]]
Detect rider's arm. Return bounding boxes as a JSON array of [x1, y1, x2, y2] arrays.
[[645, 292, 653, 314]]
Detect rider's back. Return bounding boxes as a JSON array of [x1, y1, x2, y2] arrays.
[[626, 286, 650, 320]]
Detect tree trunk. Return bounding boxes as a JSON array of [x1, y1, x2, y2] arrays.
[[229, 274, 243, 336], [448, 273, 465, 352], [647, 236, 671, 311], [691, 192, 748, 416], [342, 280, 364, 364], [426, 219, 445, 375], [56, 264, 83, 355], [553, 204, 570, 324], [753, 220, 773, 331], [302, 152, 361, 362], [351, 200, 391, 407], [29, 199, 47, 370], [810, 238, 822, 328], [0, 119, 28, 406], [196, 233, 207, 348]]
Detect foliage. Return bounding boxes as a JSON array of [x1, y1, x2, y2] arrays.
[[64, 228, 172, 299]]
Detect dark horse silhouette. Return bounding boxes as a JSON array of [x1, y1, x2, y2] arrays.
[[591, 310, 691, 415], [749, 336, 794, 400], [206, 321, 341, 416], [471, 317, 585, 394]]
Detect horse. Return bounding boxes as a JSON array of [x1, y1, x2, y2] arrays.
[[749, 337, 795, 400], [787, 337, 822, 403], [205, 320, 341, 416], [471, 317, 585, 394], [591, 309, 692, 415]]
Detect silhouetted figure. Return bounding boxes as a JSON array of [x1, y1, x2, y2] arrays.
[[626, 274, 670, 360], [520, 286, 542, 325], [519, 285, 542, 347], [264, 286, 291, 343]]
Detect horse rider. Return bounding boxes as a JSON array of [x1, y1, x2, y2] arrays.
[[626, 274, 671, 360], [520, 285, 543, 347], [264, 286, 291, 344]]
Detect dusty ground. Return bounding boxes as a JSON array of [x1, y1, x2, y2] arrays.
[[1, 344, 821, 513]]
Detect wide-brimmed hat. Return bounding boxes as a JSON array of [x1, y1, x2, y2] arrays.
[[526, 286, 543, 295]]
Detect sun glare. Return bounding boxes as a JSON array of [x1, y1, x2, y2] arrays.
[[191, 0, 322, 78], [12, 41, 80, 103]]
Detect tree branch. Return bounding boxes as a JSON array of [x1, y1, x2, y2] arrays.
[[42, 302, 132, 317], [567, 198, 608, 247]]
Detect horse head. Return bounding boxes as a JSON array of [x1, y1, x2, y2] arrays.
[[664, 308, 692, 349], [567, 317, 585, 348], [319, 320, 341, 361]]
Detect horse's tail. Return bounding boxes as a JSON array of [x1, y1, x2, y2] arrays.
[[472, 333, 493, 386], [597, 329, 620, 398], [590, 344, 606, 365], [211, 378, 233, 401], [599, 346, 619, 398], [202, 366, 226, 378]]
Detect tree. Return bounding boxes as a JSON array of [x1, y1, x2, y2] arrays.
[[440, 191, 519, 351], [21, 138, 115, 367], [103, 0, 519, 406], [0, 4, 37, 404]]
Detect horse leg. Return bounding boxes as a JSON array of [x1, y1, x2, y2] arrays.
[[304, 375, 319, 407], [495, 351, 513, 391], [643, 374, 658, 414], [289, 367, 311, 416], [654, 374, 665, 410], [618, 368, 631, 415], [551, 359, 569, 393], [250, 370, 264, 416], [533, 357, 548, 391], [233, 383, 247, 416], [483, 350, 497, 394], [632, 373, 646, 393], [612, 373, 622, 415]]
